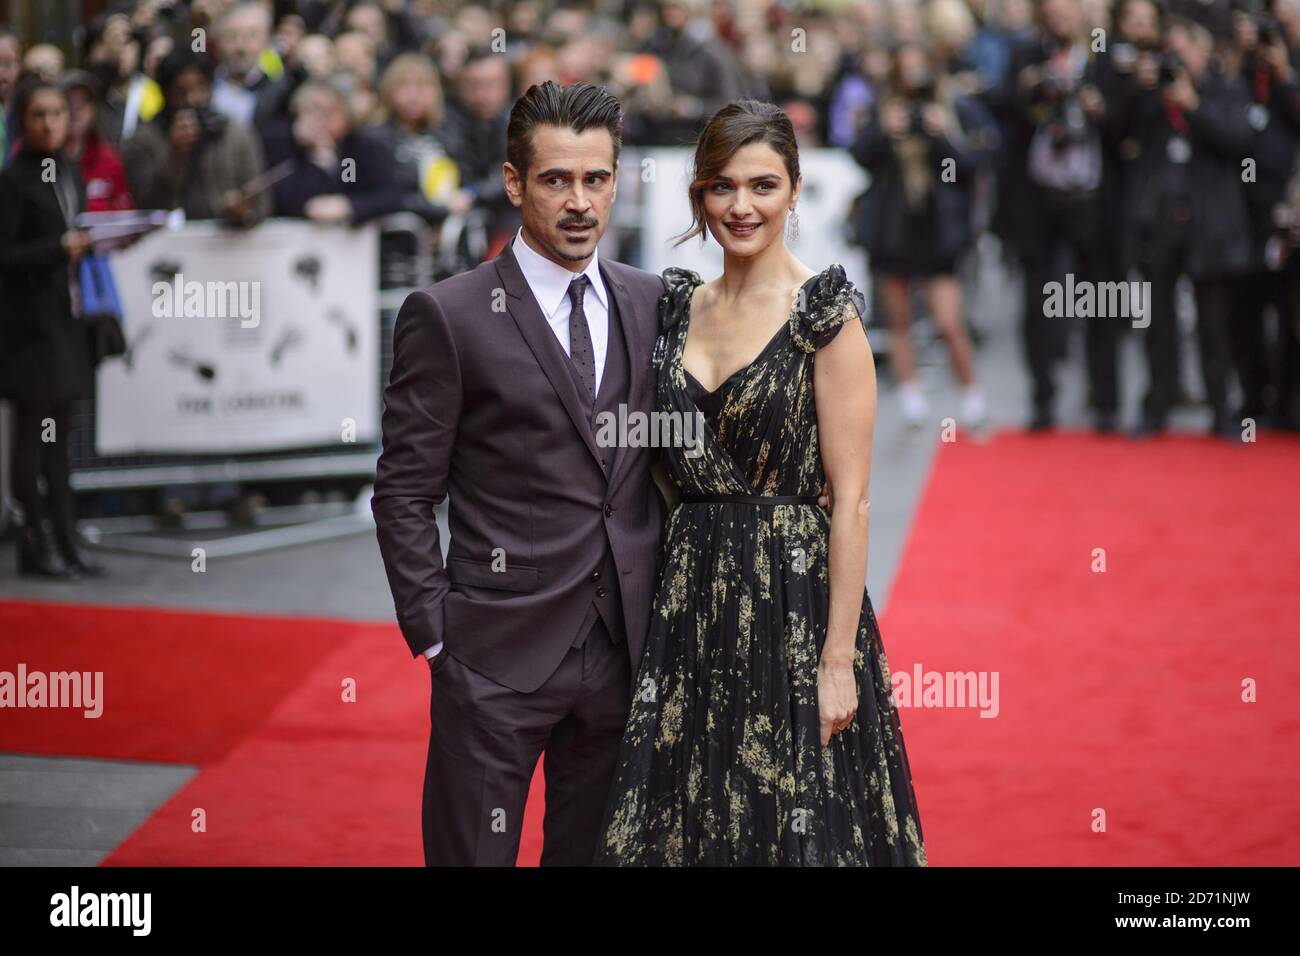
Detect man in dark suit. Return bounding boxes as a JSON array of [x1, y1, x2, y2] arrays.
[[371, 80, 667, 866]]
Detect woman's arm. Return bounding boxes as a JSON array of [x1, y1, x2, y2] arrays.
[[0, 174, 69, 273], [812, 305, 878, 746], [651, 449, 679, 513]]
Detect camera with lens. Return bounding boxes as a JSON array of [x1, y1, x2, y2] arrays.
[[1258, 13, 1283, 46], [901, 66, 938, 134], [190, 105, 228, 139], [1158, 50, 1183, 87]]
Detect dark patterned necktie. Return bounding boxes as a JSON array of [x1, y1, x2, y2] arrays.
[[568, 275, 596, 399]]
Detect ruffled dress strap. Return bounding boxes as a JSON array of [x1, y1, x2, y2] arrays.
[[790, 263, 868, 353], [652, 266, 703, 369]]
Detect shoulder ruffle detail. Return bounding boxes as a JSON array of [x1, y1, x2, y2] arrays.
[[651, 266, 702, 369], [790, 263, 868, 353], [658, 266, 702, 333]]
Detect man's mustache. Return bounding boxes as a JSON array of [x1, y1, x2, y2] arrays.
[[557, 216, 599, 228]]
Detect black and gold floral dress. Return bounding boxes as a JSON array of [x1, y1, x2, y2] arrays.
[[594, 263, 928, 866]]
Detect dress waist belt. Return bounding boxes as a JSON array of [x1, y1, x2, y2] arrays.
[[679, 493, 820, 506]]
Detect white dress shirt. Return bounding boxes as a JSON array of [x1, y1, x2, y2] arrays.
[[510, 225, 610, 394], [423, 228, 610, 661]]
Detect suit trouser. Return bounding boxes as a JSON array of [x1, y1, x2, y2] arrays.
[[11, 401, 75, 533], [1139, 242, 1235, 425], [1230, 268, 1283, 422], [1020, 193, 1118, 415], [422, 615, 632, 866]]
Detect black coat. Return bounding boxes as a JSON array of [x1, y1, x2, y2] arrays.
[[263, 126, 405, 225], [851, 93, 999, 263], [1117, 65, 1254, 281], [0, 149, 95, 405]]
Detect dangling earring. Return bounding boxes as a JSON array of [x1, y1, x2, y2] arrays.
[[786, 208, 799, 242]]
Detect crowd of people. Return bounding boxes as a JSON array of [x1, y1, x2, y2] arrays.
[[3, 0, 1300, 575]]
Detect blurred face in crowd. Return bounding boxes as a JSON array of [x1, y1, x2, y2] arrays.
[[276, 13, 306, 59], [24, 44, 64, 82], [509, 1, 542, 37], [295, 85, 350, 146], [388, 65, 442, 128], [503, 124, 617, 267], [891, 0, 925, 43], [458, 55, 511, 121], [334, 31, 377, 87], [1040, 0, 1081, 41], [896, 44, 934, 95], [1117, 0, 1160, 45], [296, 34, 336, 79], [516, 49, 560, 91], [998, 0, 1034, 32], [455, 5, 497, 45], [66, 85, 96, 139], [97, 13, 132, 61], [701, 141, 800, 258], [1167, 22, 1210, 80], [0, 35, 20, 104], [219, 4, 271, 78], [167, 66, 213, 115], [1278, 0, 1300, 40], [145, 35, 174, 77], [344, 3, 387, 51], [23, 87, 69, 153], [662, 2, 691, 32]]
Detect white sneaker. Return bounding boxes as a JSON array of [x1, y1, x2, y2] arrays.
[[961, 387, 991, 438], [899, 381, 929, 428]]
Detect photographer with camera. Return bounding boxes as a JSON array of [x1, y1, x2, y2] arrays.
[[1223, 1, 1300, 428], [1002, 0, 1117, 432], [852, 40, 999, 432], [1115, 13, 1254, 438], [121, 48, 270, 227]]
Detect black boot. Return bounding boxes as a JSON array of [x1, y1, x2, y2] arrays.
[[50, 501, 106, 578], [17, 520, 79, 579]]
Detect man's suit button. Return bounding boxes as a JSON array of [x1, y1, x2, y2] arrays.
[[604, 503, 614, 517], [590, 570, 601, 582], [596, 586, 608, 598]]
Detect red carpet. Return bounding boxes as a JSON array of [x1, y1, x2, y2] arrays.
[[0, 600, 543, 866], [879, 431, 1300, 865], [2, 430, 1297, 865]]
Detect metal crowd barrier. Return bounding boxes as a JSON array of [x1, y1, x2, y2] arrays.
[[0, 215, 470, 510]]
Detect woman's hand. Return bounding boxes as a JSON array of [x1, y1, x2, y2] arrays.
[[920, 103, 949, 138], [818, 651, 858, 746], [304, 194, 353, 224], [221, 189, 255, 224], [61, 230, 92, 262]]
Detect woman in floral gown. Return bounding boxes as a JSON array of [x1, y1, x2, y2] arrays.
[[595, 100, 928, 866]]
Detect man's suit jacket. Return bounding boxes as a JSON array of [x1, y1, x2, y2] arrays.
[[371, 241, 667, 693]]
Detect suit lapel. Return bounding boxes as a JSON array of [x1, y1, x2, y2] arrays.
[[600, 262, 646, 499], [494, 243, 604, 470]]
